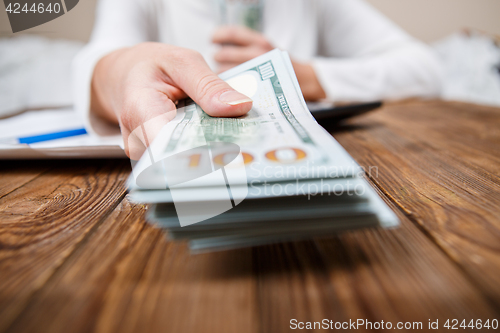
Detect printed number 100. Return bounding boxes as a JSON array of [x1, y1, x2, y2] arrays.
[[5, 3, 61, 14]]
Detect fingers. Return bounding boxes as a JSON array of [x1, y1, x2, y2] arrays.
[[212, 27, 274, 72], [214, 45, 265, 64], [162, 47, 253, 118], [102, 43, 254, 160], [212, 26, 271, 48]]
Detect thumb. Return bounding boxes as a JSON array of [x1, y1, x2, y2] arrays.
[[165, 50, 253, 117]]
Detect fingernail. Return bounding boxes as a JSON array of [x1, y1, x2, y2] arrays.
[[219, 90, 252, 106]]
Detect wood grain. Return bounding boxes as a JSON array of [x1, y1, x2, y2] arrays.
[[0, 161, 51, 199], [0, 160, 130, 332], [331, 100, 500, 308], [5, 198, 256, 333], [255, 187, 497, 333], [4, 192, 496, 333]]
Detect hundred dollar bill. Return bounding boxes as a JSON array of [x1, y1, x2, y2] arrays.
[[130, 50, 361, 190]]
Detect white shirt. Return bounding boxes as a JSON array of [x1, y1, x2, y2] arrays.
[[73, 0, 443, 135]]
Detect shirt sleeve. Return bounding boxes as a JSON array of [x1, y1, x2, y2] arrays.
[[72, 0, 157, 136], [312, 0, 443, 102]]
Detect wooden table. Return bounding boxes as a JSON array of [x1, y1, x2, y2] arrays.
[[0, 100, 499, 333]]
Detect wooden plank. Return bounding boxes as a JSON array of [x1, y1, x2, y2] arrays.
[[331, 100, 500, 308], [0, 160, 130, 333], [0, 161, 51, 199], [3, 100, 500, 333], [376, 101, 500, 176], [4, 198, 256, 333], [255, 190, 497, 333]]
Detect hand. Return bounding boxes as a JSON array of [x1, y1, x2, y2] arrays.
[[90, 42, 253, 160], [212, 26, 326, 101]]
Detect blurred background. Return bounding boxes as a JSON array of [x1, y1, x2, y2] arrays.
[[1, 0, 500, 118]]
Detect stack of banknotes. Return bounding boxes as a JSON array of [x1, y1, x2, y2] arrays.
[[127, 50, 399, 252]]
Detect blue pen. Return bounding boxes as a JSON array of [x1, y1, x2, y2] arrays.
[[0, 128, 88, 145]]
